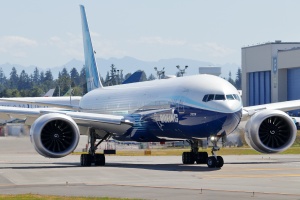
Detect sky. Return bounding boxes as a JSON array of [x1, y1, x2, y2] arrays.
[[1, 0, 300, 68]]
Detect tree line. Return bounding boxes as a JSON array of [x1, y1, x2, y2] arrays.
[[0, 66, 155, 97], [0, 65, 242, 97], [0, 66, 87, 97], [227, 68, 242, 90]]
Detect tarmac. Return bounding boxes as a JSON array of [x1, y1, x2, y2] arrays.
[[1, 136, 300, 200]]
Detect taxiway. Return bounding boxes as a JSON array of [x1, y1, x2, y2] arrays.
[[0, 137, 300, 200]]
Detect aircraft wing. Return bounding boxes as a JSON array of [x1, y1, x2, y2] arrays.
[[0, 97, 81, 109], [242, 99, 300, 120], [0, 106, 133, 135]]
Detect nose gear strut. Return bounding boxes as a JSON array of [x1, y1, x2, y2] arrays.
[[207, 136, 224, 168], [182, 137, 224, 168]]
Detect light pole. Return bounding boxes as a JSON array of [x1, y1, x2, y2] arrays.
[[154, 67, 165, 79], [176, 65, 188, 77]]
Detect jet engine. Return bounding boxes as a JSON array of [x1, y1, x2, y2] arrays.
[[30, 113, 80, 158], [245, 110, 296, 153]]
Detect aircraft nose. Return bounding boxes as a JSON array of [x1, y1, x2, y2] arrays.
[[227, 101, 242, 112]]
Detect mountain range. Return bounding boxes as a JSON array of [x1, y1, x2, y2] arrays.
[[0, 57, 240, 80]]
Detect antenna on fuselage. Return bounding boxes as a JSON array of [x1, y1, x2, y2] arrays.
[[80, 5, 103, 91]]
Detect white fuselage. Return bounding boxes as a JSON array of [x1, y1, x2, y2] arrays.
[[80, 74, 242, 115], [79, 74, 243, 140]]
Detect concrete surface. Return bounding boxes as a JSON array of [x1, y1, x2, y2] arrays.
[[0, 136, 300, 200]]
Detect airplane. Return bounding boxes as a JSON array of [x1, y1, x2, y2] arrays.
[[0, 5, 299, 168], [42, 88, 55, 97], [0, 88, 81, 124]]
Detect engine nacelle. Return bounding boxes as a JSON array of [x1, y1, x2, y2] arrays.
[[245, 109, 296, 153], [30, 113, 80, 158]]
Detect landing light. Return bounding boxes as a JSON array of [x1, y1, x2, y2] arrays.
[[210, 136, 217, 142]]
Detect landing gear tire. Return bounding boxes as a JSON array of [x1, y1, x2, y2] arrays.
[[182, 152, 195, 164], [80, 154, 92, 166], [94, 154, 105, 166], [207, 156, 224, 168], [216, 156, 224, 168], [207, 156, 217, 168], [196, 152, 208, 164]]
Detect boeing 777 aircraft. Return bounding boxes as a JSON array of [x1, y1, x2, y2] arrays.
[[0, 5, 299, 168]]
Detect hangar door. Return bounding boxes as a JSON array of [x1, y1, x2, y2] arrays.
[[287, 67, 300, 101], [248, 71, 271, 106]]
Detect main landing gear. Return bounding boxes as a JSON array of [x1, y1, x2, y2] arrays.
[[80, 129, 109, 167], [182, 138, 224, 168]]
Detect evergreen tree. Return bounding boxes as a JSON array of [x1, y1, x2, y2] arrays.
[[70, 67, 80, 86], [235, 68, 242, 90], [3, 89, 21, 97], [32, 67, 39, 85], [227, 71, 235, 86], [148, 73, 156, 81], [44, 70, 53, 82], [72, 86, 83, 96], [40, 71, 45, 83], [79, 66, 87, 94], [0, 68, 7, 95], [104, 72, 110, 86], [9, 67, 19, 89], [57, 68, 71, 95], [18, 70, 30, 90], [30, 86, 44, 97], [42, 69, 55, 94]]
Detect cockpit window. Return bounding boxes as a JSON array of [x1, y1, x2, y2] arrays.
[[233, 94, 241, 101], [202, 94, 225, 102], [202, 94, 215, 102], [215, 94, 225, 100], [226, 94, 235, 100], [202, 95, 208, 102], [207, 94, 215, 101], [203, 93, 241, 102]]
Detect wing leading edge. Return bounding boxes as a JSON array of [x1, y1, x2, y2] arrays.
[[242, 99, 300, 120], [0, 106, 133, 135]]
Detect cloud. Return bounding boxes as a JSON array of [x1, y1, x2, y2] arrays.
[[0, 36, 38, 47], [132, 36, 186, 46], [192, 42, 235, 58], [0, 36, 38, 57], [47, 32, 127, 59], [48, 33, 83, 58]]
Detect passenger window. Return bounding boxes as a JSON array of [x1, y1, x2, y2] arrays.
[[226, 94, 235, 100], [215, 94, 225, 100]]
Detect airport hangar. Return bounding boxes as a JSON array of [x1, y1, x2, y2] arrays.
[[242, 41, 300, 115]]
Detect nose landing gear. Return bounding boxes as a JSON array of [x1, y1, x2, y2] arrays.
[[207, 137, 224, 168]]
